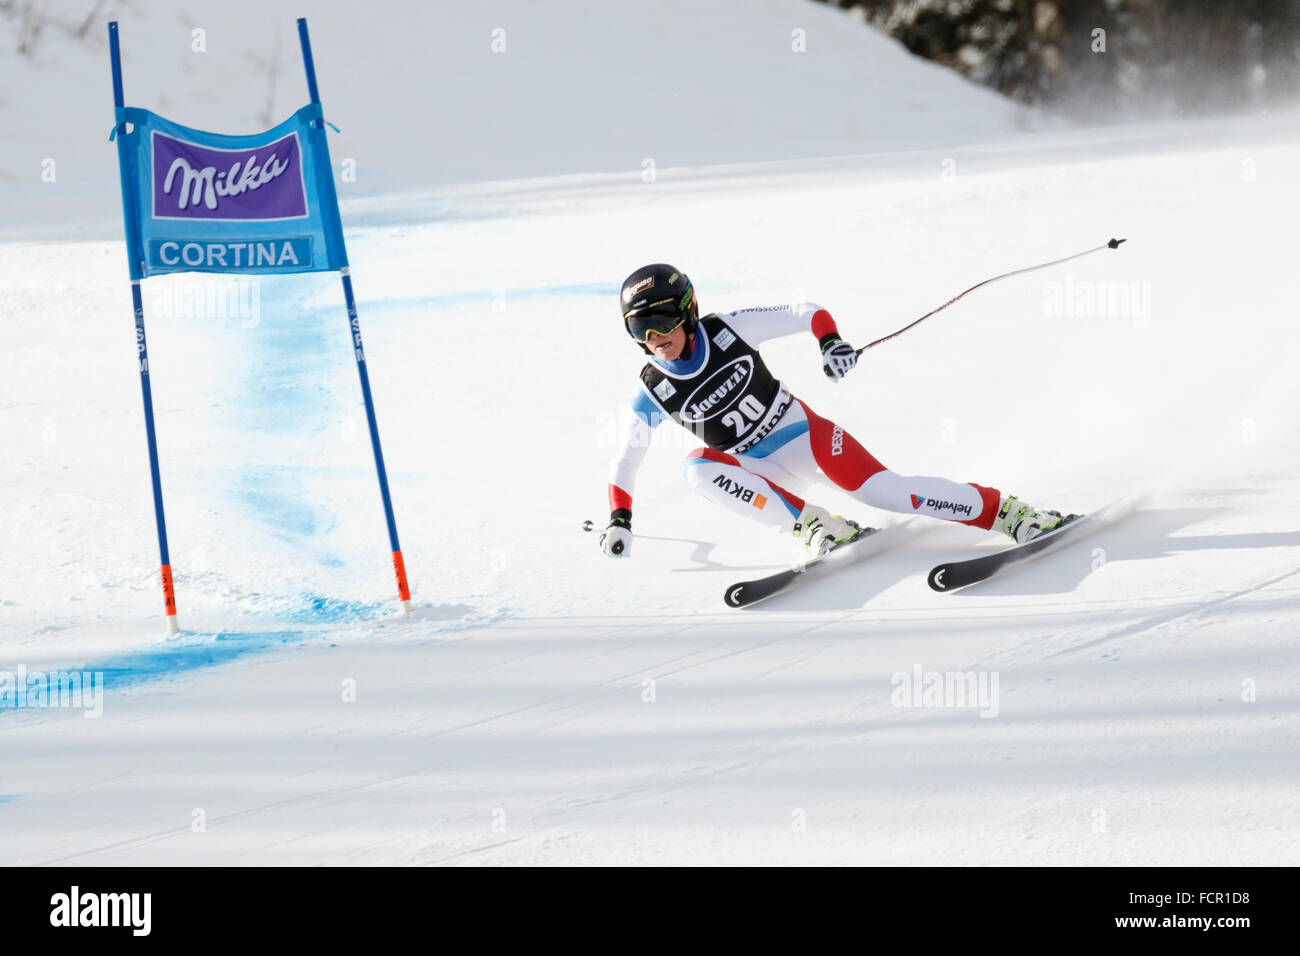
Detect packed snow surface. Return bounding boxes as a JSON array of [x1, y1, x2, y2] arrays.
[[1, 0, 1296, 864]]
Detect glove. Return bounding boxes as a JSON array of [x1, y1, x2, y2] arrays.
[[821, 336, 858, 381], [599, 510, 632, 558]]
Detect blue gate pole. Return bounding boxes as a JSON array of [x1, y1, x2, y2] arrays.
[[110, 22, 179, 634], [297, 18, 412, 614]]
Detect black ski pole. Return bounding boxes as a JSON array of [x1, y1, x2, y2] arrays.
[[855, 237, 1127, 356]]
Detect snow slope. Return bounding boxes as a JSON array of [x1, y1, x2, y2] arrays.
[[0, 0, 1037, 237], [2, 1, 1298, 865]]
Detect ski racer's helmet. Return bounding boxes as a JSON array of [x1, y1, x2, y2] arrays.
[[619, 264, 698, 353]]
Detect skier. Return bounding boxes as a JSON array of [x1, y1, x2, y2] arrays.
[[598, 263, 1067, 559]]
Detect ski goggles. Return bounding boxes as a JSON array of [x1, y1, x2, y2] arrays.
[[624, 283, 694, 343], [624, 311, 686, 343]]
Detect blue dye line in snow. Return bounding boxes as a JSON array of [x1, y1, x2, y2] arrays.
[[0, 631, 300, 715], [112, 268, 528, 686], [214, 277, 613, 556], [287, 594, 391, 624], [364, 281, 615, 310], [236, 467, 328, 538], [0, 594, 395, 715], [90, 629, 309, 687]]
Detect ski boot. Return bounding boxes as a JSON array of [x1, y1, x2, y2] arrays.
[[996, 495, 1066, 544], [794, 504, 863, 555]]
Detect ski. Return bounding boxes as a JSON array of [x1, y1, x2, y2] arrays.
[[724, 526, 890, 608], [926, 513, 1091, 592]]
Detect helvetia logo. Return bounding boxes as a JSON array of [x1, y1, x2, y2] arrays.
[[912, 494, 973, 518]]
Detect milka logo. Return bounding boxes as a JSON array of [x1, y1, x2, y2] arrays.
[[164, 150, 291, 211], [151, 130, 307, 221], [681, 357, 752, 422]]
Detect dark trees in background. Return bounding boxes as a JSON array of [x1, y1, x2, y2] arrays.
[[817, 0, 1300, 117]]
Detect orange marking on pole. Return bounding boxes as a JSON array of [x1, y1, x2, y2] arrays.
[[391, 550, 411, 602], [159, 564, 177, 615]]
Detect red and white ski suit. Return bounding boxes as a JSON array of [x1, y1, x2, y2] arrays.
[[608, 303, 1001, 534]]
